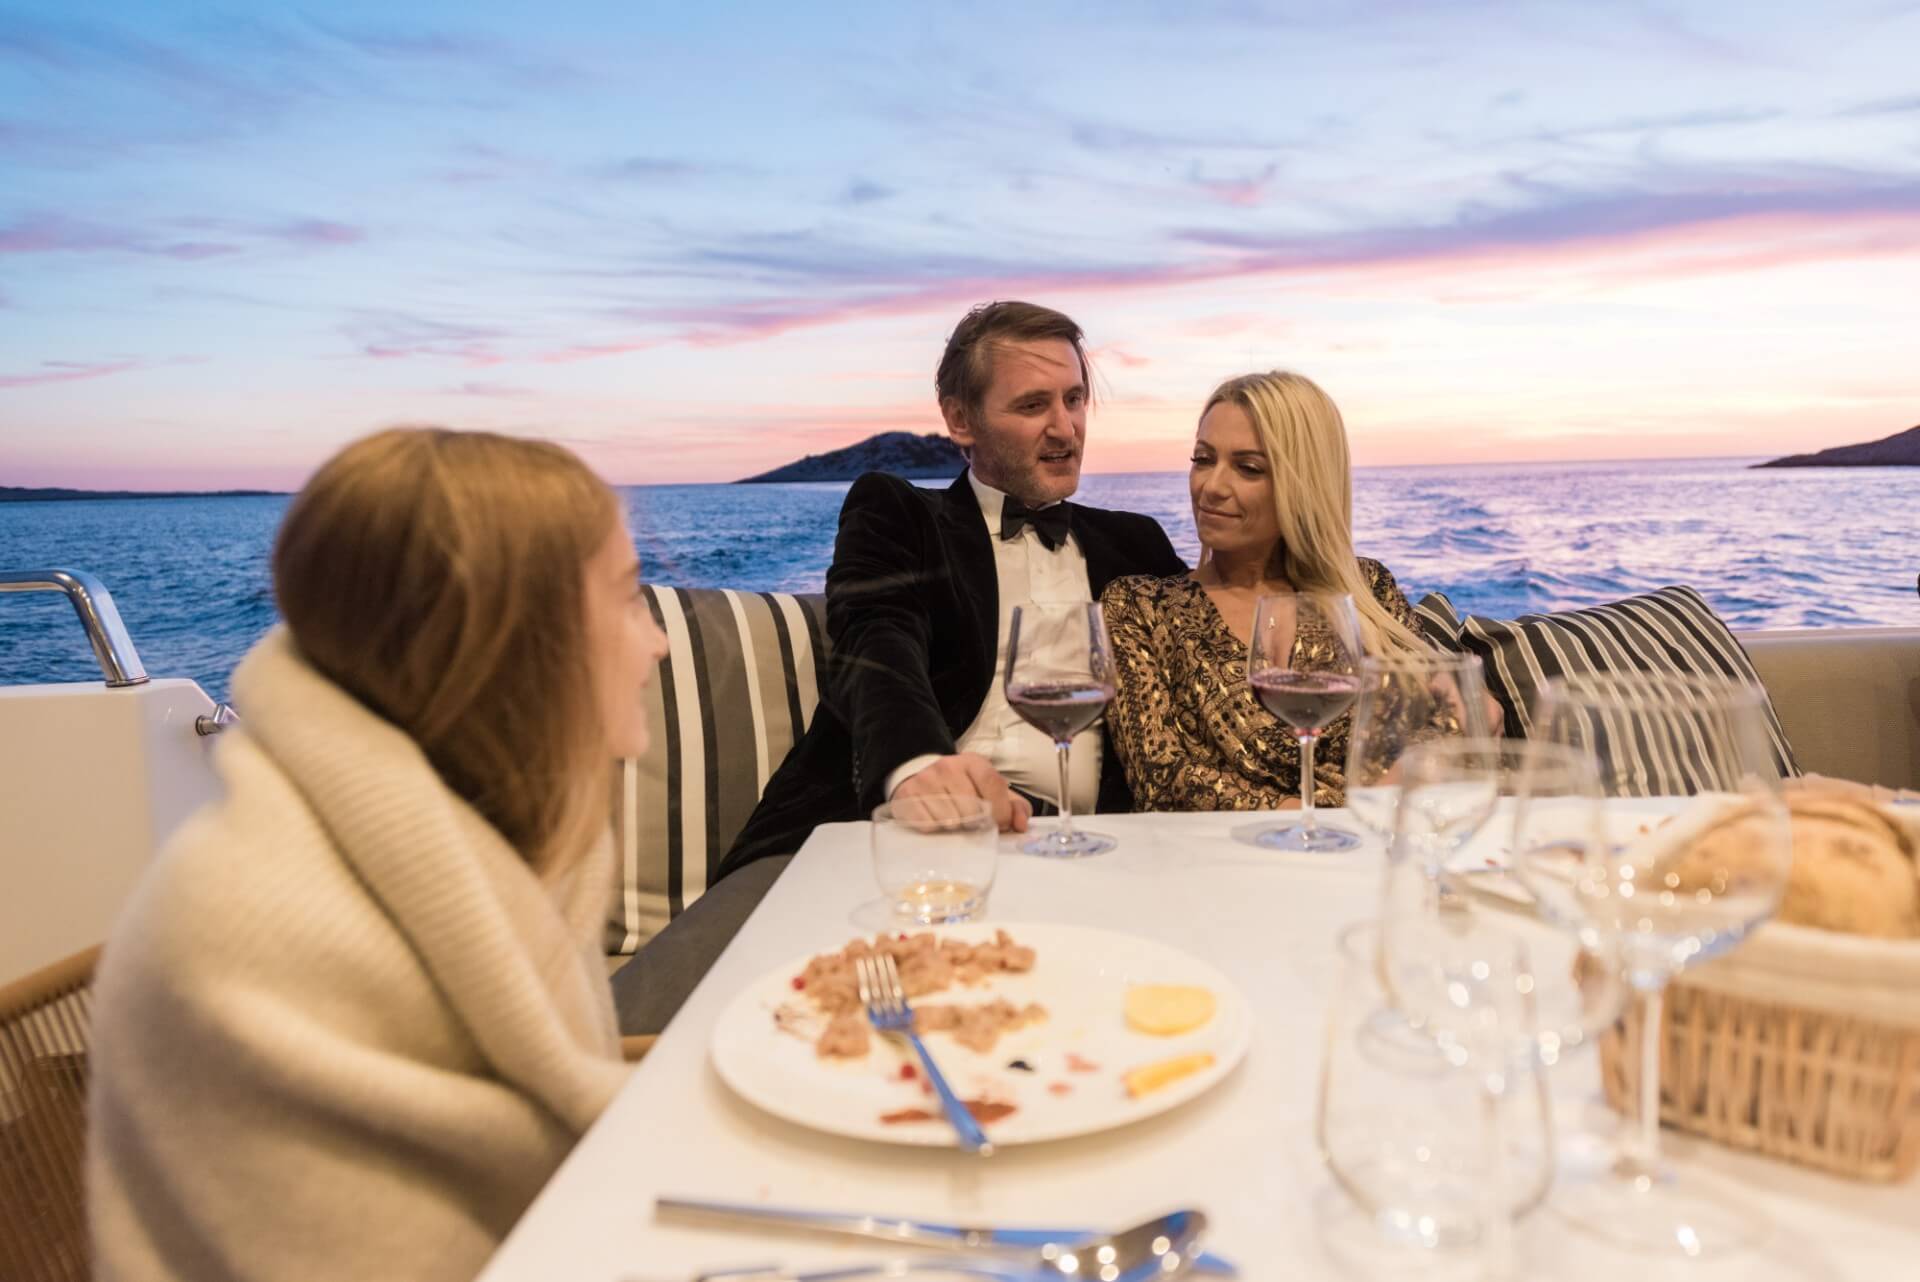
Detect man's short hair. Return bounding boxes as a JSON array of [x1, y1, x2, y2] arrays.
[[935, 301, 1091, 424]]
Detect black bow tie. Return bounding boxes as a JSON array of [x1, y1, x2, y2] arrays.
[[999, 497, 1072, 551]]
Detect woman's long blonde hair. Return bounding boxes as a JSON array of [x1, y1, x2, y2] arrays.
[[273, 426, 620, 877], [1202, 371, 1426, 657]]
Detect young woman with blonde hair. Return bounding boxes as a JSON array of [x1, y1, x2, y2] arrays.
[[88, 428, 669, 1282], [1101, 371, 1433, 812]]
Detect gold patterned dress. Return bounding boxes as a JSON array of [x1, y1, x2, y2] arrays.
[[1099, 559, 1419, 812]]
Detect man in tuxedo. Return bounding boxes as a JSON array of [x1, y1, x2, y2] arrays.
[[718, 300, 1186, 876], [614, 301, 1184, 1032]]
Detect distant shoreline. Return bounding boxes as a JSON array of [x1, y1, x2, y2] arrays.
[[0, 486, 287, 504], [17, 453, 1920, 500]]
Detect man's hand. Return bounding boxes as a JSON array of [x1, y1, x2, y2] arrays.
[[893, 753, 1032, 833]]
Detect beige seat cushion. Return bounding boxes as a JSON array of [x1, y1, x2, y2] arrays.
[[1739, 628, 1920, 789]]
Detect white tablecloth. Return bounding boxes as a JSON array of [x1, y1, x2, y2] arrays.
[[480, 811, 1917, 1282]]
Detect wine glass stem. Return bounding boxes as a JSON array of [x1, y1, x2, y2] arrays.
[[1480, 1072, 1514, 1282], [1628, 984, 1667, 1176], [1053, 741, 1075, 841], [1298, 732, 1318, 833]]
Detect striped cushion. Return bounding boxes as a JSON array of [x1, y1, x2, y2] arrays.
[[1410, 593, 1467, 651], [605, 586, 828, 954], [1416, 586, 1800, 789]]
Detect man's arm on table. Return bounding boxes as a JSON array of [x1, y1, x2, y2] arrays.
[[824, 475, 1027, 831]]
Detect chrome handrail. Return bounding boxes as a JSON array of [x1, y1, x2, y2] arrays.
[[196, 702, 239, 736], [0, 569, 150, 687]]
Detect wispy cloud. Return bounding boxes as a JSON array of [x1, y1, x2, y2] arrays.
[[552, 163, 1920, 354], [1070, 119, 1296, 155], [0, 212, 364, 257], [347, 311, 510, 364], [1521, 106, 1784, 146], [303, 16, 580, 86], [841, 179, 896, 205], [592, 155, 707, 182], [1090, 343, 1151, 370], [443, 380, 537, 398], [1838, 94, 1920, 117], [0, 213, 238, 259], [273, 219, 365, 246], [1189, 161, 1280, 207], [0, 358, 141, 389], [1171, 167, 1920, 273], [0, 13, 294, 116]]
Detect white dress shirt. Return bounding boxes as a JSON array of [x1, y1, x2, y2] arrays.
[[883, 470, 1103, 812]]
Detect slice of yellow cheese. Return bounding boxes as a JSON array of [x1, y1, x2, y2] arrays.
[[1123, 984, 1217, 1036], [1123, 1051, 1216, 1098]]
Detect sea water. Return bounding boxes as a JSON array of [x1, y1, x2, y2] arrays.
[[3, 458, 1914, 702]]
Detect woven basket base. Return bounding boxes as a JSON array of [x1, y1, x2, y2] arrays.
[[1598, 983, 1920, 1182]]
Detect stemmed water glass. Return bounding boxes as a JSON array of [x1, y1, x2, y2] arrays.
[[1245, 591, 1364, 852], [1377, 738, 1623, 1281], [1004, 601, 1117, 857], [1345, 652, 1494, 846], [1381, 739, 1627, 1051], [1519, 672, 1792, 1256], [1320, 920, 1556, 1261]]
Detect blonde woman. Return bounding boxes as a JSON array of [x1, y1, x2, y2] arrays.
[[1100, 371, 1432, 811], [88, 428, 669, 1282]]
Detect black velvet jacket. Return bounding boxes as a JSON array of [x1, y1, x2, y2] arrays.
[[717, 472, 1186, 878]]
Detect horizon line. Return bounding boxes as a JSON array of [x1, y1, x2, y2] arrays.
[[0, 450, 1834, 499]]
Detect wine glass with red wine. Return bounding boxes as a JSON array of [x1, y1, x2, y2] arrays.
[[1245, 591, 1365, 852], [1004, 601, 1117, 857]]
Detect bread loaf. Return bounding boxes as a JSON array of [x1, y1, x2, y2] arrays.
[[1656, 793, 1919, 938]]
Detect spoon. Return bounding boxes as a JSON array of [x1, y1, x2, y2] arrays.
[[685, 1208, 1211, 1282]]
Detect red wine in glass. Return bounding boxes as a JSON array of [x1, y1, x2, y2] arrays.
[[1250, 670, 1361, 734], [1006, 680, 1112, 742], [1004, 601, 1118, 857], [1244, 591, 1366, 853]]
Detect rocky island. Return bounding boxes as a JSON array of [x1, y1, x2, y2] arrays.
[[1753, 424, 1920, 468], [737, 431, 965, 483]]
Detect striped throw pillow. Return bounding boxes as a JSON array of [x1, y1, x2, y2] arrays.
[[606, 586, 828, 954], [1414, 586, 1800, 788]]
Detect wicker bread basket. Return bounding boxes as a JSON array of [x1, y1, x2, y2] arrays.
[[1597, 806, 1920, 1182]]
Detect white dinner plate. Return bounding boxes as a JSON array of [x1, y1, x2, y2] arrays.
[[709, 922, 1251, 1148]]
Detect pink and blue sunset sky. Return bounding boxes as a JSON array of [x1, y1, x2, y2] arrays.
[[3, 0, 1918, 489]]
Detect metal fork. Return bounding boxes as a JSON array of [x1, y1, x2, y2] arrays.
[[856, 951, 994, 1155]]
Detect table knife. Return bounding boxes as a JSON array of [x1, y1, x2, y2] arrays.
[[655, 1197, 1238, 1277]]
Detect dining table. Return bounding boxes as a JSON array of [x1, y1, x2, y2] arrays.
[[478, 808, 1918, 1282]]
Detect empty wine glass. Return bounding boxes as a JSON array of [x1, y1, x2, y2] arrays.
[[1346, 652, 1493, 845], [1382, 738, 1628, 1058], [1004, 601, 1117, 857], [1526, 672, 1792, 1257], [1245, 591, 1364, 852], [1375, 907, 1544, 1282], [1376, 738, 1506, 894], [1319, 921, 1555, 1256]]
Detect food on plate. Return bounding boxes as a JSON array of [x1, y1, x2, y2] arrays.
[[1123, 983, 1217, 1036], [1122, 1051, 1216, 1098], [1662, 794, 1918, 938], [789, 930, 1046, 1057], [795, 929, 1036, 1014], [880, 1099, 1017, 1126]]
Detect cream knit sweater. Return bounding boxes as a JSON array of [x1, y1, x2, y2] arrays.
[[88, 628, 631, 1282]]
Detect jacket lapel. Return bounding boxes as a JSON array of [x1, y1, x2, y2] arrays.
[[939, 475, 999, 701], [1069, 501, 1123, 596]]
